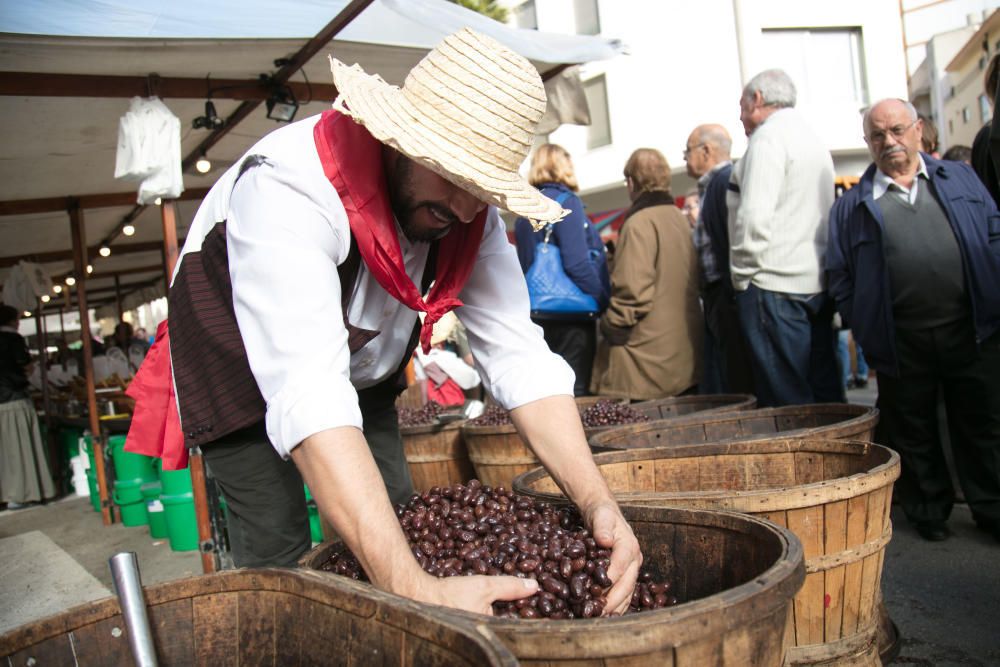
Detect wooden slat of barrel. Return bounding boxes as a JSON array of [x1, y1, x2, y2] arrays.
[[513, 439, 899, 666], [589, 403, 878, 450], [0, 569, 518, 667], [632, 393, 757, 420], [402, 421, 475, 491], [300, 506, 804, 666]]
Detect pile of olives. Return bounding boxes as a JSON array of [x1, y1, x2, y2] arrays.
[[579, 399, 650, 428], [320, 480, 678, 618], [469, 405, 513, 426], [398, 401, 445, 427]]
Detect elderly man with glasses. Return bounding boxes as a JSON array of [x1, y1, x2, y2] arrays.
[[827, 98, 1000, 544]]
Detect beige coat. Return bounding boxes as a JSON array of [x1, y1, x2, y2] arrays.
[[591, 201, 702, 400]]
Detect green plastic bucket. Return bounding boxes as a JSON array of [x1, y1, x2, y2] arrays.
[[112, 478, 148, 526], [141, 481, 168, 539], [304, 485, 324, 544], [108, 435, 156, 486], [159, 466, 198, 551]]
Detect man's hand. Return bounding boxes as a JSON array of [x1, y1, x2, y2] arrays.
[[410, 571, 540, 615], [582, 500, 642, 616]]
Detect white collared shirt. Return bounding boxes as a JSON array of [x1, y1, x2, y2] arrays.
[[873, 155, 929, 204], [175, 114, 573, 459]]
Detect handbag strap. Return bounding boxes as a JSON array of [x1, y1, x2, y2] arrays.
[[542, 190, 574, 244]]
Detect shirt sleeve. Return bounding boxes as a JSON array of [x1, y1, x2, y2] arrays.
[[730, 130, 785, 286], [457, 209, 575, 408], [226, 158, 361, 459]]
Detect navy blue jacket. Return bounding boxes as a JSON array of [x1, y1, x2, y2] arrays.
[[514, 183, 610, 309], [826, 155, 1000, 376], [701, 163, 733, 290]]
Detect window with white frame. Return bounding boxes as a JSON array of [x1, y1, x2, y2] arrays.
[[981, 94, 991, 123], [584, 75, 611, 149], [759, 28, 868, 111], [574, 0, 600, 35], [514, 1, 537, 30], [963, 106, 971, 123]]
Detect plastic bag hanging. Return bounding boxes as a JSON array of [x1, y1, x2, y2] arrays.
[[114, 96, 184, 203]]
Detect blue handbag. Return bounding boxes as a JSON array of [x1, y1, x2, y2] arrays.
[[524, 191, 600, 318]]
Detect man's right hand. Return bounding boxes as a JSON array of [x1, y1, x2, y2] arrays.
[[408, 571, 540, 615]]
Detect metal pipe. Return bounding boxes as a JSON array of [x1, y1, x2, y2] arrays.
[[108, 552, 159, 667]]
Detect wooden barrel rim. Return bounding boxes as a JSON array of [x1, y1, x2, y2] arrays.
[[0, 568, 517, 665], [632, 393, 757, 412], [515, 439, 900, 512], [400, 420, 465, 436], [588, 403, 878, 448], [467, 451, 538, 466], [405, 452, 472, 464], [804, 525, 892, 573], [461, 423, 518, 436]]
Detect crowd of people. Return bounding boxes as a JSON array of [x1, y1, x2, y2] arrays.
[[512, 64, 1000, 546]]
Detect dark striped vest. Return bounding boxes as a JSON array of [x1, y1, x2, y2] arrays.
[[169, 158, 437, 449]]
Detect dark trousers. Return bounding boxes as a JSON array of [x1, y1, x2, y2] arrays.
[[202, 398, 413, 568], [703, 280, 755, 395], [876, 320, 1000, 529], [735, 285, 843, 407], [537, 319, 597, 396]]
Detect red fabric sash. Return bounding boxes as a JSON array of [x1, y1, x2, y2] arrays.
[[124, 320, 187, 469], [313, 110, 487, 352]]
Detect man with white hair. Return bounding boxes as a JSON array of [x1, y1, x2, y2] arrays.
[[727, 69, 841, 406], [125, 28, 641, 614], [827, 98, 1000, 543]]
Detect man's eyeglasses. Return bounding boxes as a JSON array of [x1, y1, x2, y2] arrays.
[[683, 143, 705, 158], [865, 120, 918, 145]]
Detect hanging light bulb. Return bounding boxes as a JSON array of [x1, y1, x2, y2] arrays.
[[41, 294, 50, 303], [122, 223, 136, 236], [23, 311, 31, 318], [154, 197, 162, 206], [53, 284, 63, 294], [65, 276, 76, 286], [99, 245, 111, 257], [195, 154, 212, 174], [86, 264, 93, 274]]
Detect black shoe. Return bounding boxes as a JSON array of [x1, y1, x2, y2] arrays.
[[915, 521, 950, 541], [974, 521, 1000, 543], [853, 377, 869, 389]]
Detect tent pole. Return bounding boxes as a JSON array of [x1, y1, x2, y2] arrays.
[[70, 201, 113, 525], [34, 303, 57, 492], [114, 275, 124, 321]]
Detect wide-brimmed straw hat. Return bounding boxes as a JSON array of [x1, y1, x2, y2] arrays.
[[329, 27, 568, 228]]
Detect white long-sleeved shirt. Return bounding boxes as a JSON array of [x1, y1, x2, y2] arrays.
[[727, 107, 835, 294], [174, 114, 574, 458]]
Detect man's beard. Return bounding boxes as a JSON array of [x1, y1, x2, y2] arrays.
[[389, 156, 457, 243]]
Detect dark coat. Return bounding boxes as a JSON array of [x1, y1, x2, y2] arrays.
[[826, 154, 1000, 376]]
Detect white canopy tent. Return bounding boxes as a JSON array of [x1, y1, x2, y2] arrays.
[[0, 0, 623, 316]]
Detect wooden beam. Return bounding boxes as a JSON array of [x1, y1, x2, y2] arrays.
[[70, 204, 112, 526], [0, 186, 210, 217], [0, 240, 175, 268], [0, 71, 333, 101]]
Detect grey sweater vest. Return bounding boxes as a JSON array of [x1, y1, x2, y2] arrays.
[[877, 178, 969, 329]]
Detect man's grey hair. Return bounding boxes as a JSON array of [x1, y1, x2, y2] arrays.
[[697, 125, 733, 157], [861, 99, 918, 134], [742, 69, 797, 108]]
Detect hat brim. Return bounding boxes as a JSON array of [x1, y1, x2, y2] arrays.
[[330, 57, 567, 227]]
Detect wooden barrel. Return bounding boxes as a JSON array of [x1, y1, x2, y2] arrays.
[[589, 403, 878, 451], [514, 438, 900, 665], [401, 420, 475, 492], [632, 393, 757, 420], [300, 505, 804, 666], [0, 568, 517, 666], [462, 397, 630, 489]]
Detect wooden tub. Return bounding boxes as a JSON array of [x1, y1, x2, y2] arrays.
[[0, 569, 517, 666], [401, 420, 475, 492], [514, 438, 900, 665], [631, 393, 757, 420], [301, 505, 805, 666], [589, 403, 878, 451]]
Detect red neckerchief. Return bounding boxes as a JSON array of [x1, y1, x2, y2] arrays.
[[313, 110, 487, 352]]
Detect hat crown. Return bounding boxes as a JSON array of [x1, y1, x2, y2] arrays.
[[401, 28, 546, 172]]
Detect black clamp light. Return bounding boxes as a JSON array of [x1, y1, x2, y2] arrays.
[[192, 100, 225, 130]]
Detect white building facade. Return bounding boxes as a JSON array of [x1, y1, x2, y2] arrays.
[[504, 0, 911, 213]]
